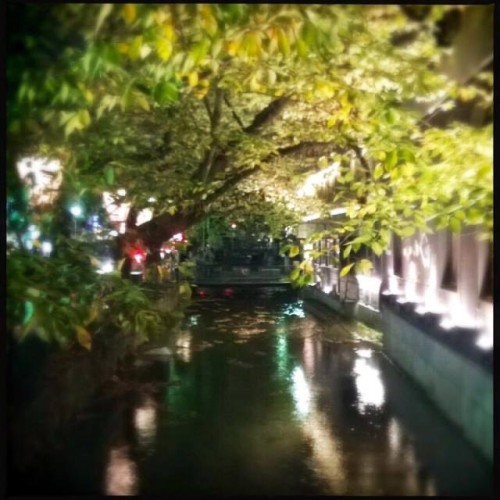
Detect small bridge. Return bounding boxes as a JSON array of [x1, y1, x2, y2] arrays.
[[194, 264, 292, 287]]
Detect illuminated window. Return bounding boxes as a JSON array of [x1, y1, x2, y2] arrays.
[[393, 234, 403, 277], [441, 232, 457, 291], [480, 243, 492, 302]]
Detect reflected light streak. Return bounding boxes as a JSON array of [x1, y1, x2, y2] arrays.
[[176, 332, 192, 362], [289, 362, 346, 493], [291, 366, 311, 418], [134, 397, 158, 449], [303, 337, 315, 376], [276, 334, 288, 378], [302, 408, 346, 494], [353, 358, 385, 413], [282, 301, 306, 318], [104, 446, 138, 496], [356, 348, 372, 359], [388, 417, 402, 460]]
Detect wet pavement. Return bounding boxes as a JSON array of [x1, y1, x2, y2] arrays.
[[10, 287, 492, 496]]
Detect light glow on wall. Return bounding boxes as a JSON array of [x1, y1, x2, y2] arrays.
[[388, 274, 401, 294], [136, 208, 154, 226], [297, 163, 340, 198], [476, 333, 493, 349], [16, 157, 63, 206], [357, 276, 382, 295], [103, 191, 131, 230], [404, 261, 419, 302]]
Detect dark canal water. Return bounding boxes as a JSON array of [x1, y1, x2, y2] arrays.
[[11, 288, 492, 496]]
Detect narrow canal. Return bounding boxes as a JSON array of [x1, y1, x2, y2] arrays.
[[13, 287, 492, 496]]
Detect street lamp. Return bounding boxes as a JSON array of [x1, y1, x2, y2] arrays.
[[70, 204, 83, 237]]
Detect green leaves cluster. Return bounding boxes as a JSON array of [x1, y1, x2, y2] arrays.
[[7, 237, 170, 350]]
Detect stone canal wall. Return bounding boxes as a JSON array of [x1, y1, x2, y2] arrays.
[[301, 286, 493, 463], [381, 308, 492, 463]]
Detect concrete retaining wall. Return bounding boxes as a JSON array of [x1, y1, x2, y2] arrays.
[[383, 308, 492, 463]]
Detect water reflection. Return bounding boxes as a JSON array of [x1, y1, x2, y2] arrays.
[[275, 334, 288, 378], [104, 445, 138, 496], [281, 300, 306, 318], [290, 362, 346, 493], [291, 367, 311, 418], [175, 331, 192, 362], [18, 290, 490, 496], [353, 356, 385, 413], [133, 396, 158, 451]]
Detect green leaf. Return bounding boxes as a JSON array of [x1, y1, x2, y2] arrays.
[[129, 36, 143, 60], [290, 267, 301, 281], [64, 113, 83, 137], [385, 108, 397, 125], [289, 245, 300, 258], [277, 29, 290, 55], [449, 217, 461, 234], [104, 165, 115, 186], [356, 258, 373, 274], [179, 282, 192, 299], [135, 93, 150, 111], [23, 301, 35, 325], [386, 150, 398, 169], [76, 325, 92, 350], [371, 241, 384, 256], [155, 81, 179, 105], [327, 116, 337, 128], [373, 164, 383, 180], [122, 4, 137, 25], [26, 287, 42, 298], [343, 245, 352, 259], [397, 226, 416, 238], [340, 263, 354, 277], [94, 4, 113, 37]]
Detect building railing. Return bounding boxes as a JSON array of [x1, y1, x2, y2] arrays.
[[195, 263, 291, 282]]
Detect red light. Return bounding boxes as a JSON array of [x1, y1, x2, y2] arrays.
[[222, 288, 234, 298], [198, 290, 208, 298]]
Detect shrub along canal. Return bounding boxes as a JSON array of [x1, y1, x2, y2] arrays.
[[10, 287, 492, 496]]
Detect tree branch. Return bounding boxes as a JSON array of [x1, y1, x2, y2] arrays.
[[244, 95, 290, 134], [203, 165, 260, 205], [224, 94, 245, 130], [348, 142, 371, 174], [277, 141, 347, 158]]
